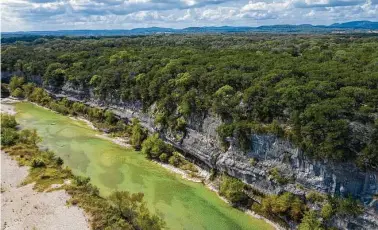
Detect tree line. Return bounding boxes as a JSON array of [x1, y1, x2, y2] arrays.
[[2, 34, 377, 169]]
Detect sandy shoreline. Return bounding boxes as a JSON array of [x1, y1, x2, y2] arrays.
[[1, 152, 90, 230], [1, 99, 90, 230], [0, 97, 20, 115]]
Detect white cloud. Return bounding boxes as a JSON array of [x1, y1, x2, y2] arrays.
[[1, 0, 377, 31], [241, 1, 292, 12]]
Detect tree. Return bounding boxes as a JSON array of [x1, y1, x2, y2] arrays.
[[22, 83, 36, 98], [259, 192, 305, 222], [130, 118, 146, 150], [9, 76, 25, 92], [11, 87, 24, 98], [298, 211, 324, 230], [72, 102, 86, 115], [321, 202, 334, 220], [19, 129, 41, 145], [1, 128, 19, 146], [219, 174, 248, 206], [109, 191, 144, 223], [44, 63, 66, 88], [159, 153, 168, 162], [168, 152, 183, 166], [212, 85, 239, 119], [105, 110, 117, 125], [108, 191, 165, 230], [141, 134, 171, 159], [1, 114, 18, 129]]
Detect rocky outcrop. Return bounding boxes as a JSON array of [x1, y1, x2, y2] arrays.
[[37, 81, 378, 229]]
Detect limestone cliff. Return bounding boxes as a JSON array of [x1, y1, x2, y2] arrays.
[[10, 78, 376, 229]]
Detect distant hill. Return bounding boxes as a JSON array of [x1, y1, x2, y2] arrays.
[[329, 21, 378, 29], [2, 21, 378, 38]]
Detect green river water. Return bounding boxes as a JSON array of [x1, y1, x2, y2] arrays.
[[15, 102, 273, 230]]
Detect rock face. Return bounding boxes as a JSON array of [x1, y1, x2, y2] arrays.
[[33, 81, 378, 229]]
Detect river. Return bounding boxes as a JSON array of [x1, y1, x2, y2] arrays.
[[14, 102, 273, 230]]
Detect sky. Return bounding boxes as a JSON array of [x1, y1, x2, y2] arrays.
[[1, 0, 378, 32]]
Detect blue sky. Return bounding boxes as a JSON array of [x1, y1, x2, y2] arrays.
[[2, 0, 378, 32]]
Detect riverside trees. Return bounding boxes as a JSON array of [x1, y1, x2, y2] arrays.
[[0, 114, 165, 230]]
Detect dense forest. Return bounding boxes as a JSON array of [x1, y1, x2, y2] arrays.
[[2, 34, 378, 169]]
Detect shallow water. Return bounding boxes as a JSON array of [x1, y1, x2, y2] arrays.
[[15, 102, 273, 230]]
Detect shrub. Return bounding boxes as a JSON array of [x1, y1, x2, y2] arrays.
[[321, 202, 334, 220], [22, 83, 36, 97], [269, 167, 290, 185], [19, 129, 41, 145], [74, 176, 91, 186], [180, 163, 198, 172], [1, 128, 19, 146], [159, 153, 168, 163], [141, 134, 172, 159], [219, 174, 248, 206], [306, 191, 326, 203], [168, 152, 182, 167], [56, 157, 64, 166], [298, 211, 324, 230], [259, 192, 305, 222], [105, 110, 117, 125], [31, 158, 46, 168], [9, 76, 25, 92], [11, 88, 24, 98], [130, 118, 146, 150], [108, 191, 165, 230], [249, 158, 257, 166], [1, 114, 18, 129], [335, 195, 363, 217]]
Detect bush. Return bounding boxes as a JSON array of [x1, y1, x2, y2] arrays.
[[306, 191, 326, 203], [11, 88, 24, 98], [56, 157, 64, 166], [1, 128, 19, 146], [74, 176, 91, 186], [269, 167, 290, 185], [105, 110, 117, 125], [141, 134, 172, 159], [219, 174, 248, 206], [335, 195, 363, 217], [168, 152, 182, 167], [321, 202, 334, 220], [159, 153, 168, 163], [108, 191, 165, 230], [1, 114, 18, 129], [31, 158, 46, 168], [19, 129, 41, 145], [249, 158, 257, 166], [9, 76, 25, 92], [259, 192, 305, 222], [298, 211, 324, 230], [130, 118, 146, 150], [22, 83, 36, 98]]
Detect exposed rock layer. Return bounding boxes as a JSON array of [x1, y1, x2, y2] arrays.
[[4, 76, 376, 229]]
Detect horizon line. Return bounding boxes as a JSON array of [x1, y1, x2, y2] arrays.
[[2, 20, 377, 33]]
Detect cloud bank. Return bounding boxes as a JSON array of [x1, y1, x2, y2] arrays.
[[2, 0, 378, 31]]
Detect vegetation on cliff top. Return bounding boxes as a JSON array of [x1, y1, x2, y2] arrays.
[[2, 34, 377, 168]]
